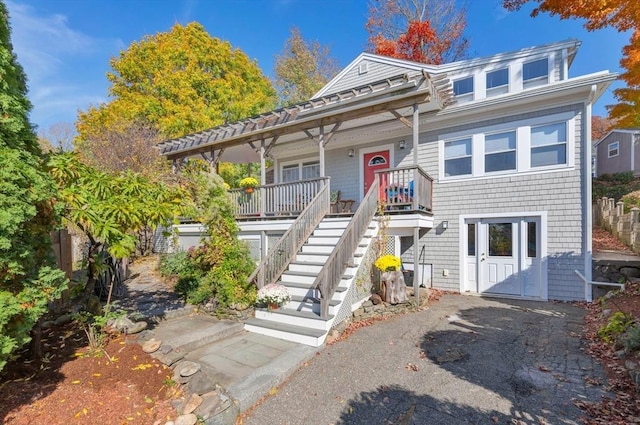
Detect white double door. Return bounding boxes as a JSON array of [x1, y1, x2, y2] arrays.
[[466, 217, 541, 298]]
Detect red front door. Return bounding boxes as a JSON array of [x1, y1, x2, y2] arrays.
[[363, 150, 390, 194]]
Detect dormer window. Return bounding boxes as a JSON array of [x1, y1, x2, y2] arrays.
[[523, 58, 549, 89], [486, 68, 509, 97], [453, 76, 474, 103]]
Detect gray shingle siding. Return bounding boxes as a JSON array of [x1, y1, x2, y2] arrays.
[[323, 60, 414, 95], [399, 104, 586, 300]]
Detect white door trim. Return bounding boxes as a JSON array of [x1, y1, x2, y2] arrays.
[[458, 211, 548, 300], [359, 143, 395, 200]]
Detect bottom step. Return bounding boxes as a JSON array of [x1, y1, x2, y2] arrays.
[[244, 318, 327, 347]]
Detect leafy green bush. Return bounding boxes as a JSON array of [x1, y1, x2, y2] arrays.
[[159, 169, 257, 309], [593, 172, 640, 202], [598, 311, 634, 343]]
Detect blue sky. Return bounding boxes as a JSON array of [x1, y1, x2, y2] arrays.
[[5, 0, 630, 133]]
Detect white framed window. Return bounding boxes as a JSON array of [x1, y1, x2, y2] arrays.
[[523, 58, 549, 89], [530, 122, 566, 168], [453, 76, 474, 102], [486, 68, 509, 97], [485, 131, 516, 173], [608, 141, 619, 158], [439, 112, 575, 181], [280, 160, 320, 183], [444, 138, 472, 177]]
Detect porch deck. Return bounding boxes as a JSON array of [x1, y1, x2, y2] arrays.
[[229, 166, 433, 219]]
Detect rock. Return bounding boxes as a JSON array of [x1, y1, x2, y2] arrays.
[[620, 267, 640, 278], [53, 314, 72, 326], [185, 368, 218, 395], [127, 320, 148, 334], [174, 414, 197, 425], [602, 309, 612, 318], [199, 390, 239, 425], [325, 329, 340, 345], [626, 360, 639, 371], [164, 421, 175, 425], [179, 361, 201, 377], [142, 338, 162, 354], [41, 320, 54, 329], [193, 390, 221, 421], [370, 294, 383, 305], [181, 393, 203, 415], [160, 344, 173, 355], [154, 347, 186, 366], [86, 295, 103, 316]]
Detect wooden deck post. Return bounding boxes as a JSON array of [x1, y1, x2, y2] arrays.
[[412, 103, 419, 166], [413, 226, 420, 305]]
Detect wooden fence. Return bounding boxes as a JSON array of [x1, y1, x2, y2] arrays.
[[51, 229, 73, 305]]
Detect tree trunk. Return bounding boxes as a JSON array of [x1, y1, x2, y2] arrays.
[[382, 270, 409, 304]]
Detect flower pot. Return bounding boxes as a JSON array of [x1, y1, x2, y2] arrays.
[[245, 187, 254, 194], [268, 303, 279, 310]]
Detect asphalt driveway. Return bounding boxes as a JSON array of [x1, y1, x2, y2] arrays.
[[241, 294, 609, 425]]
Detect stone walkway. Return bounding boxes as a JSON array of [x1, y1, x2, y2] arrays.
[[241, 295, 609, 425]]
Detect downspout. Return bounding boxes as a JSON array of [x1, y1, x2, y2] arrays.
[[412, 103, 420, 304], [584, 85, 597, 301]]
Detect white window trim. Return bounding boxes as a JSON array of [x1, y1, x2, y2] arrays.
[[453, 75, 474, 101], [438, 111, 576, 182], [608, 141, 619, 158], [444, 137, 473, 177], [485, 68, 510, 97], [278, 157, 320, 183]]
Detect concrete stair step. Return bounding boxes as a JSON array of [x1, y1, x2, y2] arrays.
[[143, 314, 244, 352], [244, 318, 326, 347], [255, 307, 334, 330]]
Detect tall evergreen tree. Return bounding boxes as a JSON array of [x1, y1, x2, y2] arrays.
[[0, 1, 67, 372]]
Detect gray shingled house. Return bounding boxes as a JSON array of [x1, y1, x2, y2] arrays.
[[158, 39, 615, 346]]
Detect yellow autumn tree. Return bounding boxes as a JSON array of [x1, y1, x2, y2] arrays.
[[76, 22, 277, 144]]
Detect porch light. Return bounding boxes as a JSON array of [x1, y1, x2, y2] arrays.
[[399, 140, 406, 150], [442, 220, 449, 229], [348, 149, 355, 157]]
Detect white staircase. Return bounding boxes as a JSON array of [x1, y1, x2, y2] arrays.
[[244, 216, 377, 346]]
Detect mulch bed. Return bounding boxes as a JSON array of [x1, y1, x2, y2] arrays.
[[0, 322, 180, 425]]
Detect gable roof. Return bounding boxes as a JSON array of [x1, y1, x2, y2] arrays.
[[315, 39, 581, 98], [594, 128, 640, 147]]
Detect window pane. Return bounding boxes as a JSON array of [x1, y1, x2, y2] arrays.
[[444, 139, 471, 158], [523, 58, 548, 81], [445, 157, 472, 176], [531, 122, 566, 147], [531, 144, 566, 167], [486, 151, 516, 172], [527, 222, 537, 258], [488, 223, 512, 257], [608, 142, 619, 157], [486, 68, 508, 89], [301, 161, 320, 180], [453, 77, 473, 96], [485, 132, 515, 153], [467, 223, 476, 256], [282, 165, 299, 182]]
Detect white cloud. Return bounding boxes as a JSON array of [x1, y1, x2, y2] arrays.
[[5, 1, 120, 129]]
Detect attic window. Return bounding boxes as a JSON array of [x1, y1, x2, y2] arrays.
[[358, 63, 369, 75]]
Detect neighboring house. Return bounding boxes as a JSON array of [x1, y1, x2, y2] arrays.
[[158, 39, 615, 346], [594, 129, 640, 177]]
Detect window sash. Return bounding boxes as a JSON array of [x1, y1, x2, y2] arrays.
[[608, 142, 619, 158], [523, 58, 548, 81], [486, 68, 509, 89], [453, 77, 473, 96]]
